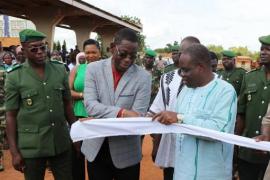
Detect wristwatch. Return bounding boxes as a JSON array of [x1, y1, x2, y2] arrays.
[[177, 114, 184, 123]]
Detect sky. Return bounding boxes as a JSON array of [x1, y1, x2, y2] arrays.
[[55, 0, 270, 52]]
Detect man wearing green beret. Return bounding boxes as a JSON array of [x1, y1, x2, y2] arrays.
[[218, 50, 246, 96], [5, 29, 77, 180], [143, 49, 162, 105], [164, 45, 180, 73], [236, 35, 270, 180]]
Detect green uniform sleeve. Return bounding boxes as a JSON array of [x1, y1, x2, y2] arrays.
[[62, 66, 72, 101], [5, 73, 19, 111], [237, 74, 247, 114]]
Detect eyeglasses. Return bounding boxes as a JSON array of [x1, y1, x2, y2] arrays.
[[115, 46, 137, 60], [29, 45, 47, 53]]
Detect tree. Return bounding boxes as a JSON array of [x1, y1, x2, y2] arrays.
[[62, 40, 67, 52], [56, 41, 61, 51], [53, 42, 57, 50], [229, 46, 250, 56], [95, 34, 107, 58], [154, 41, 180, 53], [207, 44, 224, 60], [121, 15, 146, 52], [121, 15, 142, 26], [228, 46, 259, 60]]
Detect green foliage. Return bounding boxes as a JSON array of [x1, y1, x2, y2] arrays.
[[121, 15, 142, 26], [120, 15, 145, 52], [206, 44, 259, 61], [229, 46, 250, 56], [53, 42, 57, 50], [137, 33, 146, 52], [95, 34, 108, 58], [207, 44, 224, 59], [56, 41, 61, 51], [62, 40, 67, 51], [155, 41, 180, 53]]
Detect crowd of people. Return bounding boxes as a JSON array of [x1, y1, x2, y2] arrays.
[[0, 27, 269, 180]]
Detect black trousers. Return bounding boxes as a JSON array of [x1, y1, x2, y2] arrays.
[[71, 145, 85, 180], [238, 159, 268, 180], [24, 149, 72, 180], [164, 167, 174, 180], [87, 138, 140, 180]]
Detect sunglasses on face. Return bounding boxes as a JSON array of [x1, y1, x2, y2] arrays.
[[28, 45, 47, 53], [115, 46, 137, 60]]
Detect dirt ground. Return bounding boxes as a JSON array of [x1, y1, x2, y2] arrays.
[[0, 135, 162, 180]]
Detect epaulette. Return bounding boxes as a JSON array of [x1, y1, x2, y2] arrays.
[[216, 69, 224, 73], [50, 60, 64, 64], [236, 67, 247, 71], [246, 68, 258, 74], [6, 64, 22, 73]]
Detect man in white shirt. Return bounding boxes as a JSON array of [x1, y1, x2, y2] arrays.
[[149, 36, 200, 180]]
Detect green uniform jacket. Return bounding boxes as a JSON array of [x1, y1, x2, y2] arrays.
[[164, 64, 177, 74], [5, 60, 71, 158], [238, 67, 270, 164], [0, 66, 5, 127], [218, 68, 246, 96], [150, 66, 163, 105]]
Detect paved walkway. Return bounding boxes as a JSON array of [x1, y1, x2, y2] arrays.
[[0, 135, 162, 180]]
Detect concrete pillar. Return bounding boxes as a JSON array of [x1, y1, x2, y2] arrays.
[[26, 7, 65, 50], [67, 16, 105, 51], [71, 25, 91, 51], [96, 26, 120, 57]]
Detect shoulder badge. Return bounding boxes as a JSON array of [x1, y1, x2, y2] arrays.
[[6, 64, 22, 73], [236, 67, 247, 72], [246, 68, 257, 74], [50, 60, 64, 64]]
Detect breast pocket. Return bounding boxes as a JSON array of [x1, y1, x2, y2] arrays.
[[21, 90, 39, 109], [54, 84, 65, 100], [17, 125, 39, 149], [244, 86, 257, 103], [118, 94, 135, 109]]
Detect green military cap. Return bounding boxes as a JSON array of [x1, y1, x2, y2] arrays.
[[222, 50, 236, 58], [259, 35, 270, 45], [145, 49, 157, 57], [19, 29, 46, 43]]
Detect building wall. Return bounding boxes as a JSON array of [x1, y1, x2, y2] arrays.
[[0, 15, 35, 37]]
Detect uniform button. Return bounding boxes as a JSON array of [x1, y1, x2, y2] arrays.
[[262, 101, 265, 104], [51, 123, 55, 126], [255, 130, 260, 135], [264, 86, 267, 90], [49, 109, 53, 112], [46, 96, 50, 99], [43, 82, 47, 85], [259, 115, 262, 119]]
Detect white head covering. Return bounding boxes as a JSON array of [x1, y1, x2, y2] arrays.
[[76, 52, 86, 65]]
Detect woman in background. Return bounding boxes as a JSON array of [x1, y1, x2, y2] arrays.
[[76, 52, 86, 65], [69, 39, 101, 180]]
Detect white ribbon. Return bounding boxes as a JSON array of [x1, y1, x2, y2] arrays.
[[70, 117, 270, 151]]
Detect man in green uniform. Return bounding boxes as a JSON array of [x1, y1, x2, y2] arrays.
[[143, 49, 162, 105], [236, 35, 270, 180], [5, 29, 77, 180], [218, 50, 246, 96], [0, 60, 5, 171], [164, 45, 180, 73], [209, 51, 218, 72]]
